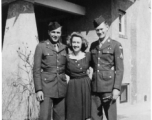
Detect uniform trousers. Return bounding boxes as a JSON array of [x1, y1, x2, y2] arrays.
[[39, 97, 65, 120], [91, 92, 117, 120]]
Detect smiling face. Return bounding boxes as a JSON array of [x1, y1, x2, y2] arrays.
[[96, 22, 109, 39], [48, 27, 62, 43], [71, 36, 82, 53]]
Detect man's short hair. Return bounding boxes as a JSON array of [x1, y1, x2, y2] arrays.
[[48, 21, 61, 31]]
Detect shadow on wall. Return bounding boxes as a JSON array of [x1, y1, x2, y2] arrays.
[[2, 1, 35, 48], [33, 0, 134, 44], [2, 4, 9, 47], [2, 0, 135, 45]]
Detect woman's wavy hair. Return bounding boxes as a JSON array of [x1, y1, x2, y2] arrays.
[[67, 32, 88, 52]]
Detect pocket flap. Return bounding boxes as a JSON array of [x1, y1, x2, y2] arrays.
[[102, 71, 113, 80], [41, 72, 56, 82], [102, 48, 113, 54], [44, 51, 54, 56]]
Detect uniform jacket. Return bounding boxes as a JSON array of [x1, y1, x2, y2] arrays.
[[90, 38, 124, 92], [33, 40, 67, 98]]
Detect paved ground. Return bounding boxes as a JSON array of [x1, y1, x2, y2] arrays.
[[103, 102, 151, 120]]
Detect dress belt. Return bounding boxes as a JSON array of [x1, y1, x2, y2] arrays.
[[70, 74, 88, 79]]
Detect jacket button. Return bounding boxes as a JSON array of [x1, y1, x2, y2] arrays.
[[98, 57, 100, 60]]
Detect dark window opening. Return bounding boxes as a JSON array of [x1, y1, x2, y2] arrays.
[[120, 83, 129, 103], [118, 9, 126, 34]]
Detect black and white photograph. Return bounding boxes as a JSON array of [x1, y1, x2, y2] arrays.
[[1, 0, 151, 120]]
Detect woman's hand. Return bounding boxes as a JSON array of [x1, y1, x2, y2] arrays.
[[65, 74, 70, 83]]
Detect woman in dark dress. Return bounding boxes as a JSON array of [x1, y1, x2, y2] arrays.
[[66, 32, 91, 120]]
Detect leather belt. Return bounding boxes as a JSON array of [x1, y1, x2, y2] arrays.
[[70, 74, 88, 79]]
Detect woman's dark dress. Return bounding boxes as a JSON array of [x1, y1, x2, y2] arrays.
[[66, 52, 91, 120]]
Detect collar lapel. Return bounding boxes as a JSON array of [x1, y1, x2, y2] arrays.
[[95, 40, 100, 50], [100, 37, 111, 50], [58, 42, 66, 53]]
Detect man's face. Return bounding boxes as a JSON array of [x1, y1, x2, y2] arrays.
[[96, 22, 109, 39], [48, 27, 62, 43]]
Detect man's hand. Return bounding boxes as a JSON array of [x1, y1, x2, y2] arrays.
[[36, 91, 44, 102], [112, 89, 120, 100]]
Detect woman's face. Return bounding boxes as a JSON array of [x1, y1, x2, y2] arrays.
[[72, 36, 82, 53]]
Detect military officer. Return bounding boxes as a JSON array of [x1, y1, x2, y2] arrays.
[[33, 22, 67, 120], [90, 16, 124, 120]]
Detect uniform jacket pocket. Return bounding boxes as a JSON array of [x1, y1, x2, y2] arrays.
[[43, 50, 54, 56], [102, 71, 114, 81], [102, 48, 113, 54], [41, 72, 56, 83]]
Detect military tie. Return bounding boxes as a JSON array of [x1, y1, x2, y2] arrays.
[[99, 42, 103, 48], [54, 44, 58, 52]]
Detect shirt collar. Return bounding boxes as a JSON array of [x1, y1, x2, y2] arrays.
[[99, 37, 110, 45], [46, 39, 60, 46]]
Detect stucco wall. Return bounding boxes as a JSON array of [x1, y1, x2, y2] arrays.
[[2, 1, 39, 120], [111, 0, 133, 104], [136, 0, 151, 103], [109, 0, 151, 104]]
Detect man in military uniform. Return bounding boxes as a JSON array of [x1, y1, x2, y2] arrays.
[[33, 22, 67, 120], [90, 16, 124, 120]]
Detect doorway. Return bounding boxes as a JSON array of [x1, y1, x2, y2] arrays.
[[34, 3, 82, 44]]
